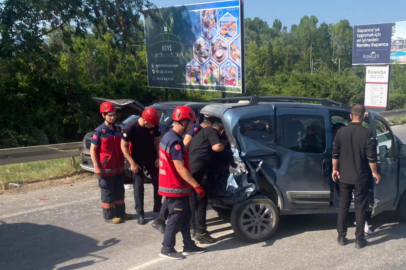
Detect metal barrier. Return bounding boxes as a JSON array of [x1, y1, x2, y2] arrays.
[[0, 142, 83, 166], [380, 109, 406, 117]]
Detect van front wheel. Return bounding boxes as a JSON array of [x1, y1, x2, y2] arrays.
[[230, 198, 279, 242]]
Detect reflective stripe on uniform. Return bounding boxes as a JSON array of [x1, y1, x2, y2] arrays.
[[159, 169, 167, 175], [159, 152, 167, 161], [159, 160, 163, 167], [102, 202, 115, 209], [158, 186, 192, 194], [102, 168, 118, 174]]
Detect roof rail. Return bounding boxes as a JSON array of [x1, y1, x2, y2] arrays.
[[211, 96, 350, 108]]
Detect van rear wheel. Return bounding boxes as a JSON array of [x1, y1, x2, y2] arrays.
[[230, 198, 279, 242]]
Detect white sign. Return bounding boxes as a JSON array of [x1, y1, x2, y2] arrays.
[[364, 65, 389, 109], [365, 66, 390, 83], [365, 84, 389, 108]]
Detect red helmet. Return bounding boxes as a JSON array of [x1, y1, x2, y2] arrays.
[[142, 107, 160, 125], [172, 106, 196, 122], [100, 102, 116, 114]]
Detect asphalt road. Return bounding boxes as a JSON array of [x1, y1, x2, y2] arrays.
[[1, 126, 406, 270]]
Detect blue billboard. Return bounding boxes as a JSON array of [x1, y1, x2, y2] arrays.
[[352, 23, 393, 65]]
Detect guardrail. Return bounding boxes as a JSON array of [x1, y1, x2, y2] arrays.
[[0, 142, 83, 166], [380, 109, 406, 117]]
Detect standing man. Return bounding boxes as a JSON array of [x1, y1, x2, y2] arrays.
[[159, 106, 206, 260], [121, 107, 162, 225], [90, 102, 132, 224], [332, 104, 381, 249], [189, 122, 228, 243]]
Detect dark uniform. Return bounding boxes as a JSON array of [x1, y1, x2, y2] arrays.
[[92, 123, 126, 220], [332, 122, 377, 240], [122, 117, 162, 215], [153, 123, 203, 228], [189, 126, 221, 235], [158, 130, 195, 254], [187, 123, 203, 138]]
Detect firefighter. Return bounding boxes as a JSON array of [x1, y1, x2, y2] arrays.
[[121, 107, 162, 225], [151, 118, 212, 234], [90, 102, 132, 224], [158, 106, 206, 260]]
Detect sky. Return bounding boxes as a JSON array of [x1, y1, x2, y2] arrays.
[[148, 0, 406, 29]]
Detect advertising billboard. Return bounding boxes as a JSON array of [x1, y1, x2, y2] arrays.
[[353, 21, 406, 65], [352, 23, 393, 65], [145, 1, 243, 93]]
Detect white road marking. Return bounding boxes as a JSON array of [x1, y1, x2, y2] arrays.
[[0, 197, 98, 220], [125, 227, 234, 270]]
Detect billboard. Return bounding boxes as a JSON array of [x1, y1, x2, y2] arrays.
[[352, 23, 393, 65], [353, 21, 406, 65], [145, 1, 243, 93]]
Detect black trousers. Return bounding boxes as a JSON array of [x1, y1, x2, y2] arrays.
[[162, 196, 194, 253], [190, 167, 209, 232], [133, 162, 161, 215], [337, 182, 368, 240], [99, 173, 125, 220], [155, 198, 168, 224]]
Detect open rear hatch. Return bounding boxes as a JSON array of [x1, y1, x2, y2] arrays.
[[92, 97, 145, 123]]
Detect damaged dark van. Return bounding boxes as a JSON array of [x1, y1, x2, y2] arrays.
[[202, 96, 406, 243]]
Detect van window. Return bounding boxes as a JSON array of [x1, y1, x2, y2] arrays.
[[279, 115, 326, 153], [374, 118, 394, 158], [239, 116, 273, 142]]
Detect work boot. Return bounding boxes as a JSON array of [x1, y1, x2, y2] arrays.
[[182, 244, 207, 256], [151, 220, 166, 234], [159, 249, 185, 260], [195, 230, 217, 244], [104, 217, 123, 224], [337, 236, 348, 246], [355, 239, 368, 249], [122, 213, 133, 220], [138, 214, 145, 225]]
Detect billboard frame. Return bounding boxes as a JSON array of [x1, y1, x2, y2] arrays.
[[144, 0, 245, 94]]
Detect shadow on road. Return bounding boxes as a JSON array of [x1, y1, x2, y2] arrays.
[[0, 222, 119, 270], [206, 211, 406, 251]]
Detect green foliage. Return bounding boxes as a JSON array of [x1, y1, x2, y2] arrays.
[[2, 3, 406, 148]]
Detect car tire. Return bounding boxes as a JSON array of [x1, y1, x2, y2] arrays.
[[211, 206, 232, 217], [230, 198, 279, 243], [397, 192, 406, 222]]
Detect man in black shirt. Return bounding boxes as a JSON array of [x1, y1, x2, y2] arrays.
[[121, 108, 162, 225], [189, 122, 228, 243], [332, 104, 381, 249]]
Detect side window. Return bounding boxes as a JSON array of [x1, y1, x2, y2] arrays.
[[374, 118, 394, 158], [239, 116, 273, 142], [331, 112, 351, 139], [279, 115, 326, 153]]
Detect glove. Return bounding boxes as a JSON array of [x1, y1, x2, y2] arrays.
[[194, 185, 206, 198]]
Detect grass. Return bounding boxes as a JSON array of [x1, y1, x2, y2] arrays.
[[0, 157, 83, 190], [386, 115, 406, 126]]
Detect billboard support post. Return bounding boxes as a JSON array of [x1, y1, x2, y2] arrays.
[[165, 89, 169, 101], [240, 0, 246, 94]]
